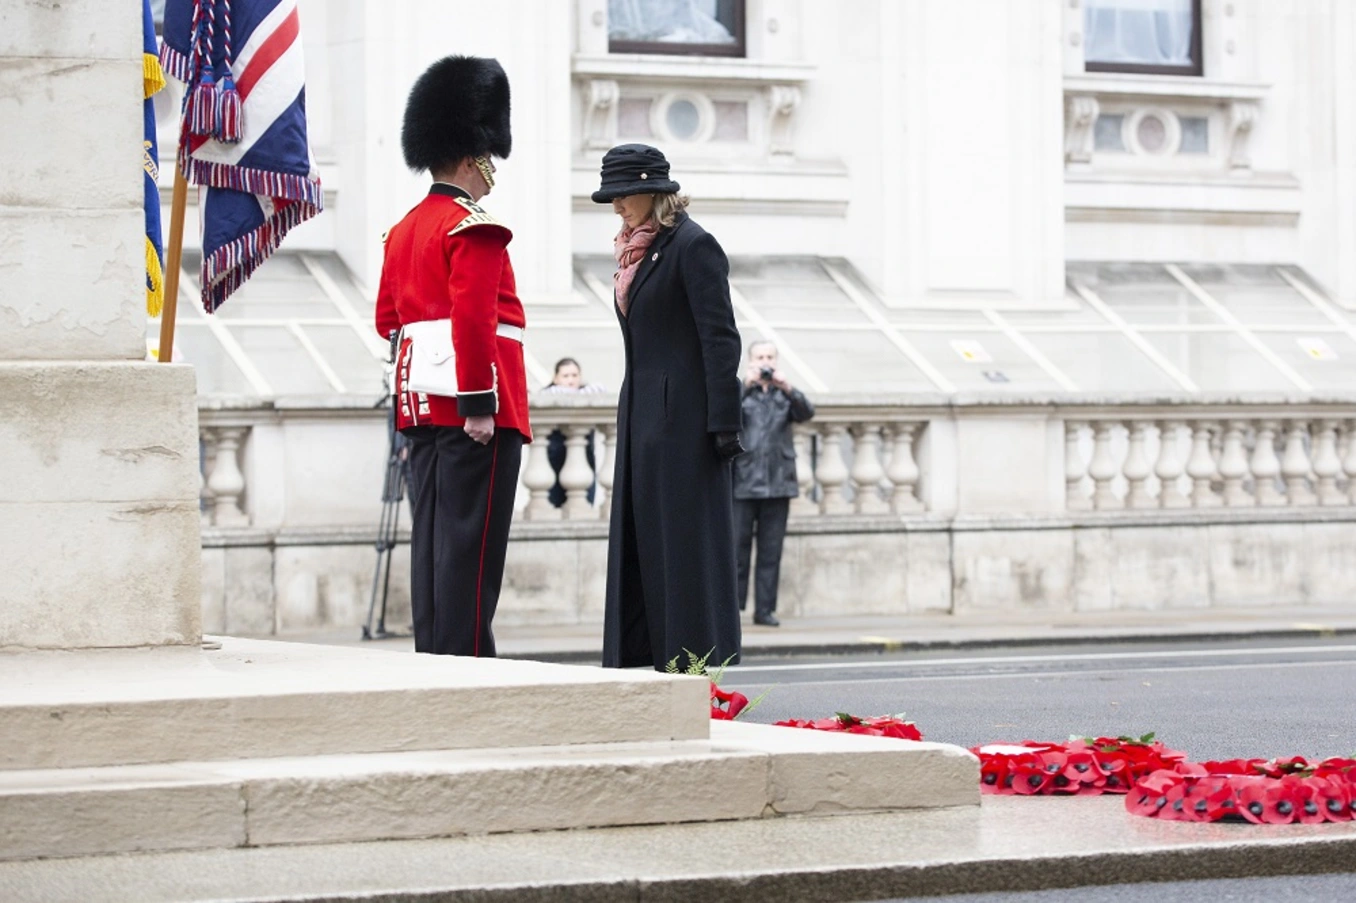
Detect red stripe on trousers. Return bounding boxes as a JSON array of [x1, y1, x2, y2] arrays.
[[474, 432, 500, 657]]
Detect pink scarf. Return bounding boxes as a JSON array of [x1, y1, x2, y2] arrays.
[[613, 223, 658, 316]]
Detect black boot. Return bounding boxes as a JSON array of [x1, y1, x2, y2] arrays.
[[754, 612, 780, 627]]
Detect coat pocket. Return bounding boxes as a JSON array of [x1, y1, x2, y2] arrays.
[[661, 373, 669, 422]]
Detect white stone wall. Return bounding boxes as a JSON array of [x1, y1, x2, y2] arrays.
[[147, 0, 1356, 306]]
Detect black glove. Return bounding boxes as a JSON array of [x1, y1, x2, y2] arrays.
[[712, 431, 745, 460]]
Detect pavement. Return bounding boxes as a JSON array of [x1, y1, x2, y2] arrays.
[[279, 606, 1356, 663], [3, 796, 1354, 903]]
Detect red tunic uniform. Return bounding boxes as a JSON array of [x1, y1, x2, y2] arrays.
[[375, 183, 531, 442]]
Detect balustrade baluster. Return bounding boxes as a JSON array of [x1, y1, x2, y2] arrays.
[[1344, 420, 1356, 504], [815, 424, 852, 515], [558, 425, 596, 519], [1088, 421, 1121, 510], [522, 427, 559, 520], [790, 425, 817, 516], [1186, 422, 1221, 508], [1123, 420, 1154, 509], [887, 422, 923, 513], [1064, 421, 1090, 510], [1154, 421, 1189, 509], [1250, 420, 1284, 506], [207, 426, 249, 526], [199, 428, 218, 526], [1218, 420, 1252, 507], [850, 423, 889, 514], [1312, 419, 1344, 506], [1281, 421, 1317, 506], [596, 424, 617, 519]]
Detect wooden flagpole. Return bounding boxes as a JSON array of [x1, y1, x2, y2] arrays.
[[157, 166, 189, 363]]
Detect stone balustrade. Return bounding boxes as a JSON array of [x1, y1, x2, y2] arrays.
[[200, 395, 1356, 529], [1062, 406, 1356, 512]]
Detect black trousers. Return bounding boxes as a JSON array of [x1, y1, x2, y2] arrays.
[[404, 426, 523, 656], [734, 497, 790, 617]]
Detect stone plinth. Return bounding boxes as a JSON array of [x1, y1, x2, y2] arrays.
[[0, 1, 203, 649]]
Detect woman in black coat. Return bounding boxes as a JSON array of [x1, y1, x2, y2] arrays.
[[592, 144, 744, 671]]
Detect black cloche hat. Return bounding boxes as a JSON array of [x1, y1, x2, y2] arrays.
[[402, 56, 512, 172], [591, 144, 681, 203]]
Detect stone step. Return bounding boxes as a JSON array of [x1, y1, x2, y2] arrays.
[[4, 796, 1351, 903], [0, 721, 978, 862], [0, 638, 708, 771]]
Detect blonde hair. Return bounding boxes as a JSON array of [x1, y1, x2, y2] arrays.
[[651, 192, 691, 228]]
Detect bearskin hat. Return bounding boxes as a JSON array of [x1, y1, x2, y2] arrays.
[[401, 56, 511, 172]]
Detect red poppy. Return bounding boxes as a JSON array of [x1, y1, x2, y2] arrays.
[[863, 716, 923, 741], [1260, 777, 1303, 825], [1295, 777, 1328, 825], [1310, 775, 1353, 823], [978, 755, 1010, 794], [1125, 771, 1179, 817], [1010, 758, 1052, 795], [1235, 778, 1269, 824], [709, 683, 748, 720], [1063, 750, 1107, 794]]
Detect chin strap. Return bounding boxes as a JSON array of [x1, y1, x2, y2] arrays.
[[473, 156, 496, 190]]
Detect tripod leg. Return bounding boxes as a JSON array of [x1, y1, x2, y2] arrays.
[[376, 495, 401, 636]]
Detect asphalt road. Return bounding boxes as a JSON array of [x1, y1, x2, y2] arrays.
[[723, 637, 1356, 903], [725, 637, 1356, 760]]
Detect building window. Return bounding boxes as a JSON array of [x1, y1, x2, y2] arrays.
[[1084, 0, 1202, 76], [608, 0, 746, 58]]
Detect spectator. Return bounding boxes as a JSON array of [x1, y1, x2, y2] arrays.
[[733, 341, 815, 627], [539, 358, 606, 506]]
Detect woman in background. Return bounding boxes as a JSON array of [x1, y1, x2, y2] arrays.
[[539, 358, 606, 506]]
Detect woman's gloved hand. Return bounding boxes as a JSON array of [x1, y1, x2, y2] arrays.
[[712, 431, 745, 460]]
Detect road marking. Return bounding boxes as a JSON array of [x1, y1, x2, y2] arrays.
[[723, 657, 1356, 686], [732, 643, 1356, 675]]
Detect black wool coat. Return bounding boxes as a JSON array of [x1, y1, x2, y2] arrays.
[[602, 212, 743, 671]]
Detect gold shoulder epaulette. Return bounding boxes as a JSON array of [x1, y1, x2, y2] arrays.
[[449, 197, 503, 237]]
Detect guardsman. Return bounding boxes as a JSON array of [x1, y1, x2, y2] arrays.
[[374, 56, 530, 657]]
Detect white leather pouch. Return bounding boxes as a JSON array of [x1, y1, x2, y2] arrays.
[[401, 319, 459, 396]]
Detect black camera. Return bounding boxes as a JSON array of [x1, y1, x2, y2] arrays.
[[759, 366, 775, 381]]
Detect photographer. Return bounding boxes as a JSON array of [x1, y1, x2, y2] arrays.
[[734, 341, 815, 627]]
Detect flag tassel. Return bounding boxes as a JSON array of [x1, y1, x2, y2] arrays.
[[215, 74, 243, 143], [188, 69, 217, 138]]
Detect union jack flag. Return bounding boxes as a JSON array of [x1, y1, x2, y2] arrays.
[[159, 0, 322, 312]]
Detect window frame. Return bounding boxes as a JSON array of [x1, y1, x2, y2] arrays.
[[607, 0, 747, 59], [1083, 0, 1204, 77]]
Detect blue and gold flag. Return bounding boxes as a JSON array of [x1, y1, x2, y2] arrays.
[[143, 0, 166, 316]]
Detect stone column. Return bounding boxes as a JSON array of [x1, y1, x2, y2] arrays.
[[0, 0, 202, 649]]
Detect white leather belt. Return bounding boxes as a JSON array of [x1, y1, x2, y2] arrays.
[[497, 323, 524, 343]]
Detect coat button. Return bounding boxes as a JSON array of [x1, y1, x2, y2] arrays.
[[651, 252, 659, 261]]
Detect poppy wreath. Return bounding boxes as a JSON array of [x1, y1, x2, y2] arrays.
[[774, 713, 924, 741], [1127, 756, 1356, 824], [972, 734, 1188, 796]]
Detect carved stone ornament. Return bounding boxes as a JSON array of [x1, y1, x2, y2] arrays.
[[766, 84, 802, 158], [584, 79, 620, 151], [1227, 99, 1258, 171], [1064, 94, 1100, 165]]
